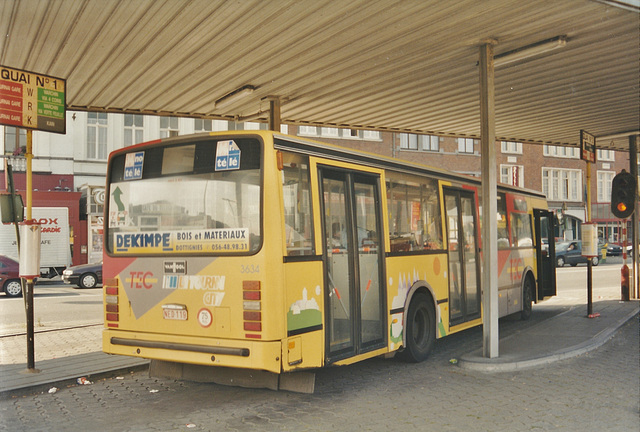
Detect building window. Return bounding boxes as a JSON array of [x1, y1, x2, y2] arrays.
[[542, 168, 582, 201], [363, 130, 381, 140], [243, 121, 267, 131], [597, 171, 615, 202], [124, 114, 144, 146], [160, 116, 179, 137], [227, 121, 244, 130], [501, 141, 522, 154], [543, 145, 578, 158], [400, 133, 419, 150], [87, 112, 108, 159], [457, 138, 475, 154], [422, 135, 439, 152], [500, 164, 524, 187], [194, 119, 213, 132], [3, 126, 26, 155], [343, 129, 362, 139], [321, 127, 339, 137], [298, 126, 318, 136], [596, 149, 615, 162]]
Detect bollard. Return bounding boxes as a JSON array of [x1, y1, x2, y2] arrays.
[[621, 264, 630, 301]]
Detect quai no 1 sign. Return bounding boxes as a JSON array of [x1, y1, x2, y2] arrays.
[[0, 65, 66, 134]]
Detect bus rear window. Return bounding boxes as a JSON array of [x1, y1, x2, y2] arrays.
[[106, 137, 262, 255]]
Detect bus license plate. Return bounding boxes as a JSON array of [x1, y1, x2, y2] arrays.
[[163, 309, 187, 321]]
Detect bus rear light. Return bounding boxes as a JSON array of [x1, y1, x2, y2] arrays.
[[243, 280, 262, 338], [245, 334, 261, 339], [104, 281, 120, 325], [243, 311, 261, 321], [243, 280, 260, 290], [243, 300, 261, 311], [244, 322, 262, 331], [243, 291, 261, 300]]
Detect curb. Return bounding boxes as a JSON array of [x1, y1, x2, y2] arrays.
[[457, 307, 639, 373]]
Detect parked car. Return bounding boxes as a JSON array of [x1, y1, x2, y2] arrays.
[[62, 262, 102, 289], [606, 243, 623, 256], [0, 255, 22, 297], [555, 241, 600, 267]]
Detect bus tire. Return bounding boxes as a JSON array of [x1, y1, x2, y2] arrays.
[[397, 292, 435, 363], [521, 275, 534, 320]]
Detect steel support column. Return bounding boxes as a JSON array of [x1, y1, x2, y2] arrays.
[[479, 43, 499, 358], [629, 135, 638, 299], [267, 96, 281, 131]]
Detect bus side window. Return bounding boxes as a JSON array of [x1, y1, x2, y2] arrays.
[[281, 152, 314, 256], [386, 172, 443, 252], [510, 213, 533, 248], [497, 193, 509, 250]]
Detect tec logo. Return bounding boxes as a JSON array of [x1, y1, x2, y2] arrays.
[[126, 271, 157, 289]]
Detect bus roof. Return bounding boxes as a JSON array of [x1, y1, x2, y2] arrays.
[[273, 132, 547, 199]]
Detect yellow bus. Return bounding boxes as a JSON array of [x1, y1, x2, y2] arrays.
[[102, 130, 556, 388]]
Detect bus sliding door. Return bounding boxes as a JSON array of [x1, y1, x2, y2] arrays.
[[534, 209, 557, 300], [319, 167, 386, 363], [444, 188, 481, 326]]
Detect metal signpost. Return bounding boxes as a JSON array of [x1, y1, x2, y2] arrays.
[[0, 65, 66, 371], [580, 130, 598, 318]]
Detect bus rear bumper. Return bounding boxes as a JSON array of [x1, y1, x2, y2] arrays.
[[102, 329, 282, 373], [148, 359, 315, 393]]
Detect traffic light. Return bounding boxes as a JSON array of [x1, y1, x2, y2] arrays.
[[610, 170, 637, 219]]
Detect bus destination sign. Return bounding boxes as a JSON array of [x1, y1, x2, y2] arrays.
[[0, 65, 66, 134]]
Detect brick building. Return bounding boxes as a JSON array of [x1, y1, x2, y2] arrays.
[[2, 114, 638, 266]]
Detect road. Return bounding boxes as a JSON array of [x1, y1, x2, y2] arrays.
[[0, 261, 637, 431], [0, 259, 637, 431], [0, 279, 102, 336]]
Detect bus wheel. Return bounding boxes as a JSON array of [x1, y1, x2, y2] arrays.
[[397, 292, 435, 363], [521, 276, 534, 320]]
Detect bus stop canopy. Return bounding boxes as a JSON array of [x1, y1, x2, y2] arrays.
[[1, 0, 638, 150]]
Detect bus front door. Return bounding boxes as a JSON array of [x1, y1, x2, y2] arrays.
[[320, 168, 386, 363], [534, 209, 557, 300], [444, 189, 481, 326]]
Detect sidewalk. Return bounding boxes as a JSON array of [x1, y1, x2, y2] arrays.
[[0, 300, 637, 394], [459, 299, 639, 372], [0, 325, 148, 394]]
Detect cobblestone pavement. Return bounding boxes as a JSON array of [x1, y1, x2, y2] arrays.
[[0, 313, 636, 432]]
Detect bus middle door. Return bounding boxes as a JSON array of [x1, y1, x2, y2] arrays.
[[444, 188, 481, 326], [534, 209, 557, 299], [319, 167, 386, 364]]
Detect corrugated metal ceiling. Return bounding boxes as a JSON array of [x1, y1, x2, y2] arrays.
[[1, 0, 638, 150]]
